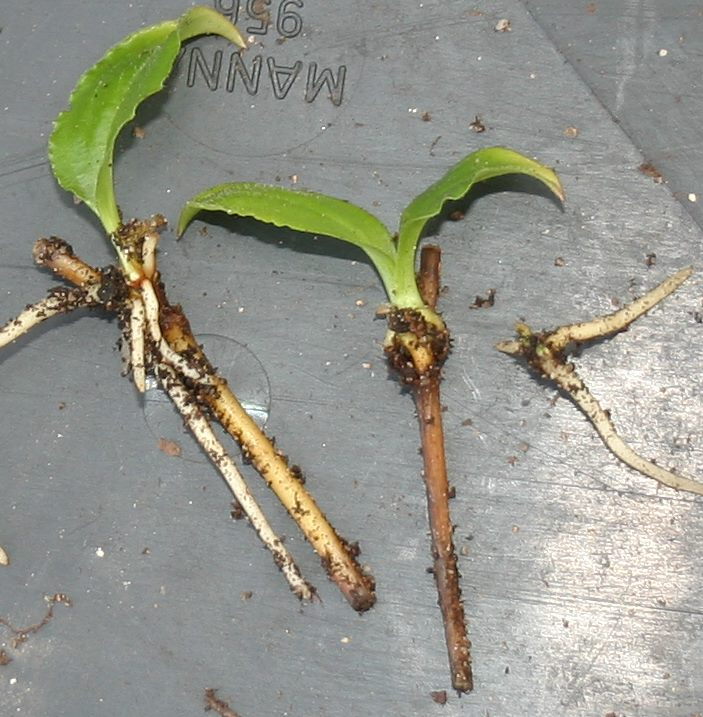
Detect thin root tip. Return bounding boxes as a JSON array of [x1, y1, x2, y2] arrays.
[[294, 583, 319, 603]]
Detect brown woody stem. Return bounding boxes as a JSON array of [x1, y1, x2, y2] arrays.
[[417, 244, 442, 310], [411, 245, 473, 692], [415, 374, 472, 691]]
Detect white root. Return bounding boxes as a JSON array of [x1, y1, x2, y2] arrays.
[[129, 296, 147, 393], [140, 280, 212, 384], [0, 288, 93, 349], [549, 266, 694, 347], [568, 376, 703, 495], [497, 267, 703, 496], [141, 230, 159, 280], [138, 276, 314, 595], [158, 365, 316, 601]]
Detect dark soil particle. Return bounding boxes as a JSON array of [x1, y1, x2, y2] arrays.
[[469, 289, 496, 309]]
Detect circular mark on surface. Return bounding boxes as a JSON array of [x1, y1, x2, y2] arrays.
[[143, 334, 271, 464]]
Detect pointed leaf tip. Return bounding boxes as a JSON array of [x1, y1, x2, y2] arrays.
[[177, 6, 248, 48], [392, 147, 564, 306], [49, 7, 247, 234]]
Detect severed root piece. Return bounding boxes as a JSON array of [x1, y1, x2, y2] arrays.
[[496, 267, 703, 496]]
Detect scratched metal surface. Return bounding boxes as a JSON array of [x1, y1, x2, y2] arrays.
[[1, 2, 702, 716]]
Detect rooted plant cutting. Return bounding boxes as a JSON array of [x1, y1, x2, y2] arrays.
[[0, 7, 375, 610], [177, 149, 565, 691], [497, 267, 703, 496]]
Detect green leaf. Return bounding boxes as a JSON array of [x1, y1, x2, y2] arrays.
[[175, 6, 247, 44], [393, 147, 564, 306], [49, 7, 246, 234], [179, 182, 400, 297]]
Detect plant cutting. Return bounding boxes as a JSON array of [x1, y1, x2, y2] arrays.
[[0, 7, 375, 611], [496, 266, 703, 495], [177, 150, 565, 691]]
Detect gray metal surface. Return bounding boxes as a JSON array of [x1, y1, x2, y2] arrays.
[[1, 2, 702, 715]]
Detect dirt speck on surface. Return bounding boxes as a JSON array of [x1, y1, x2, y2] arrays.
[[564, 125, 579, 139], [645, 252, 657, 267], [158, 437, 182, 457], [494, 18, 511, 32], [469, 115, 486, 133], [132, 125, 146, 139], [204, 688, 243, 717], [554, 256, 566, 267], [0, 650, 12, 666], [230, 500, 246, 520], [430, 690, 448, 704], [639, 162, 664, 183], [0, 593, 72, 649], [469, 288, 496, 309], [250, 0, 271, 27]]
